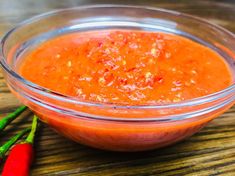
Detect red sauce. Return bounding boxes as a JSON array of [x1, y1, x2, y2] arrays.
[[19, 30, 232, 105], [17, 30, 233, 151]]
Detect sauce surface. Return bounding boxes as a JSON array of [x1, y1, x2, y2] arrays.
[[19, 30, 232, 105]]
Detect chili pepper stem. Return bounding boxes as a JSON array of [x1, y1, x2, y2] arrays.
[[0, 106, 27, 131], [25, 116, 38, 144], [0, 127, 30, 158]]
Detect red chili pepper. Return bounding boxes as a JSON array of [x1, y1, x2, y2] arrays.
[[0, 106, 27, 132], [2, 115, 38, 176], [0, 128, 30, 162]]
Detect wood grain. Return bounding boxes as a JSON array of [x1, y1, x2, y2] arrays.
[[0, 0, 235, 175]]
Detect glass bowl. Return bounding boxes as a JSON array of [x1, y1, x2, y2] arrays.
[[1, 5, 235, 151]]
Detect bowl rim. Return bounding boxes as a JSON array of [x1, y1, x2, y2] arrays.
[[0, 4, 235, 114]]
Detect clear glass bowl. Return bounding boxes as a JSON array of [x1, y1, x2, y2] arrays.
[[1, 5, 235, 151]]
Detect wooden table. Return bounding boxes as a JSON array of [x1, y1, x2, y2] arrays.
[[0, 0, 235, 175]]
